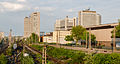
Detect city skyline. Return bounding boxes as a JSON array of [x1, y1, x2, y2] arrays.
[[0, 0, 120, 36]]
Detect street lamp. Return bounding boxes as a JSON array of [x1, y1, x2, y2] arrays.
[[13, 43, 17, 50]]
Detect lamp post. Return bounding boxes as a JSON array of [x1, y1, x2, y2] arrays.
[[113, 26, 116, 52], [89, 28, 91, 49], [13, 43, 17, 64], [23, 38, 26, 54], [86, 31, 88, 48], [56, 30, 59, 45]]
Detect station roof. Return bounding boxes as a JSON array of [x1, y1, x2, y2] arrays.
[[84, 23, 119, 30]]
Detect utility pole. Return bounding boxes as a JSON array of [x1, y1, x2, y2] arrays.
[[86, 31, 88, 48], [42, 46, 44, 64], [56, 30, 59, 45], [89, 28, 91, 49], [9, 29, 12, 47], [59, 30, 60, 46], [113, 26, 116, 52], [46, 37, 47, 43], [28, 38, 30, 44], [46, 33, 47, 43], [45, 45, 47, 64], [35, 33, 36, 43], [23, 39, 26, 54], [42, 45, 47, 64]]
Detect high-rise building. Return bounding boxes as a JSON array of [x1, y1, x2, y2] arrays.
[[54, 16, 77, 31], [78, 9, 101, 27], [53, 16, 77, 44], [24, 12, 40, 37]]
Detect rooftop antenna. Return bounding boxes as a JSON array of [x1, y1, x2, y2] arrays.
[[87, 7, 90, 11], [84, 7, 90, 11]]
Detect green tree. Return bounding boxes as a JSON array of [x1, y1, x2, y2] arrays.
[[112, 21, 120, 38], [0, 53, 8, 64], [71, 25, 86, 45], [64, 35, 74, 41], [29, 33, 39, 43], [82, 32, 96, 41]]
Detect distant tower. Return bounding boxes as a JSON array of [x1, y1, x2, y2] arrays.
[[9, 29, 12, 47]]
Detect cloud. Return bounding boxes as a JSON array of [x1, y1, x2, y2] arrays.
[[39, 0, 67, 5], [0, 8, 4, 12], [65, 9, 74, 13], [34, 6, 56, 16], [34, 6, 56, 12], [17, 0, 26, 2], [0, 2, 27, 12]]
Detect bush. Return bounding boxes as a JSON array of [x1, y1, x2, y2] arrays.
[[84, 53, 120, 64], [65, 43, 76, 46], [0, 53, 8, 64], [31, 45, 120, 64], [21, 56, 34, 64], [47, 43, 56, 45], [46, 46, 86, 64]]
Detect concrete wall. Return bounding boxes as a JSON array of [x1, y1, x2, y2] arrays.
[[24, 17, 31, 37], [53, 31, 72, 44], [43, 36, 53, 43], [91, 28, 113, 41], [89, 28, 114, 47]]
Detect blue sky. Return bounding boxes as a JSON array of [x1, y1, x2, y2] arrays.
[[0, 0, 120, 36]]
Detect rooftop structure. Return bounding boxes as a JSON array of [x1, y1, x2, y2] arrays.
[[78, 9, 101, 27], [54, 16, 77, 31]]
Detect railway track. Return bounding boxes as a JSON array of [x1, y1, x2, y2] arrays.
[[25, 45, 66, 64]]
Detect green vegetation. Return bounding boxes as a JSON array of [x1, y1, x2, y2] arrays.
[[20, 52, 34, 64], [21, 56, 34, 64], [31, 45, 86, 64], [31, 45, 120, 64], [112, 21, 120, 38], [84, 53, 120, 64], [71, 25, 86, 44], [5, 47, 12, 56], [64, 35, 74, 41], [29, 45, 54, 64], [82, 32, 96, 41], [0, 53, 8, 64], [29, 33, 39, 43], [65, 25, 96, 44], [31, 45, 43, 51], [47, 46, 86, 64], [25, 33, 39, 44]]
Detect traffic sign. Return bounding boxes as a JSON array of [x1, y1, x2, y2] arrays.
[[13, 44, 17, 49]]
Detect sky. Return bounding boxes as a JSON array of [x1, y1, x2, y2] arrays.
[[0, 0, 120, 36]]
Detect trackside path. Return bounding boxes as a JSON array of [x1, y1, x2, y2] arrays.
[[32, 43, 120, 54]]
